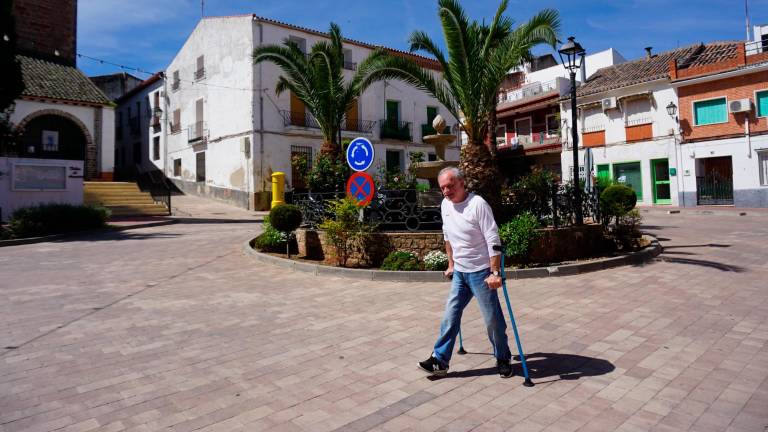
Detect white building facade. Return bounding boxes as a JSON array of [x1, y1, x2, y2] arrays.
[[158, 15, 459, 210]]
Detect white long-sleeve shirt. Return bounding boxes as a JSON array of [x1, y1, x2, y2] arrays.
[[441, 193, 501, 273]]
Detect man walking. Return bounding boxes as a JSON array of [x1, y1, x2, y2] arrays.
[[418, 166, 513, 378]]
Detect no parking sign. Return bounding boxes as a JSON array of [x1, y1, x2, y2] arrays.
[[346, 172, 375, 206]]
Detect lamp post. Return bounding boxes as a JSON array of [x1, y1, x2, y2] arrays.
[[559, 36, 586, 225]]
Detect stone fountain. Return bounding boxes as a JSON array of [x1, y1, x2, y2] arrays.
[[413, 114, 460, 188]]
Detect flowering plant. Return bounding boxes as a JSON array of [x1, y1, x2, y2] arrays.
[[423, 250, 449, 271]]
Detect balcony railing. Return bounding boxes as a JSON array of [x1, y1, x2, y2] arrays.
[[342, 118, 376, 133], [188, 121, 207, 142], [498, 78, 564, 104], [281, 110, 320, 129], [151, 116, 161, 132], [194, 68, 206, 80], [625, 117, 653, 127], [746, 39, 768, 55], [421, 124, 451, 139], [380, 119, 412, 141], [343, 61, 357, 71], [170, 122, 181, 134], [497, 131, 561, 149], [582, 124, 606, 134], [171, 80, 180, 91]]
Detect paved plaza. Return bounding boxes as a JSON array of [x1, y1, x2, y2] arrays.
[[1, 196, 767, 432]]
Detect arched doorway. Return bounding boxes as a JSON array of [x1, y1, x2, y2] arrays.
[[18, 114, 87, 160]]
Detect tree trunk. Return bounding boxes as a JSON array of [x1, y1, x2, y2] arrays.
[[319, 139, 340, 160], [459, 141, 503, 221], [486, 108, 498, 159]]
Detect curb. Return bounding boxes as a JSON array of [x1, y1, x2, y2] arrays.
[[243, 236, 663, 282], [0, 219, 179, 247], [639, 208, 768, 217]]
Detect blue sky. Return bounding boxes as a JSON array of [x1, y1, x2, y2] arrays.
[[77, 0, 768, 78]]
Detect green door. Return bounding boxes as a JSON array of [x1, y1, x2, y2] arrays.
[[597, 164, 610, 182], [652, 159, 671, 205], [426, 106, 438, 125], [613, 162, 643, 201], [386, 100, 400, 125]]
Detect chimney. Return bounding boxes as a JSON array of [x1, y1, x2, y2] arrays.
[[645, 47, 653, 59]]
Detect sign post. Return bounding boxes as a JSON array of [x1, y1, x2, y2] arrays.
[[345, 137, 376, 207]]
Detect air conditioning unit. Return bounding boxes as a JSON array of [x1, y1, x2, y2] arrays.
[[729, 98, 752, 113], [602, 97, 617, 111]]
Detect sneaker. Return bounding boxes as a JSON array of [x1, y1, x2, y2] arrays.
[[497, 360, 514, 378], [418, 356, 448, 375]]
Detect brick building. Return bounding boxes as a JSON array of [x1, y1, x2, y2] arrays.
[[671, 26, 768, 207]]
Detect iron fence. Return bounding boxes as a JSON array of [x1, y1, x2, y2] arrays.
[[291, 184, 600, 232], [696, 176, 733, 205]]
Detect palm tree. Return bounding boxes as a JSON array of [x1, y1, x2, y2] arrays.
[[359, 0, 560, 213], [253, 23, 390, 160]]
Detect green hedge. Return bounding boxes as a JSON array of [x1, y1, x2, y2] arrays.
[[380, 250, 420, 271], [2, 203, 110, 239]]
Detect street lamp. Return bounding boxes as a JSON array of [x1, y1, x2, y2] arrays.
[[666, 101, 678, 121], [559, 36, 586, 226]]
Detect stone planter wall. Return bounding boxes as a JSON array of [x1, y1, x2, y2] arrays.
[[295, 229, 444, 268], [296, 224, 610, 268]]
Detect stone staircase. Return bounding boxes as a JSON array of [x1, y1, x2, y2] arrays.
[[84, 182, 169, 217]]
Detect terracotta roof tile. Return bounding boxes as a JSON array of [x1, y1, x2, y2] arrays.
[[574, 42, 741, 98], [19, 55, 112, 105]]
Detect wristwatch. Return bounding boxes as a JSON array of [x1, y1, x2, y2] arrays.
[[491, 270, 500, 277]]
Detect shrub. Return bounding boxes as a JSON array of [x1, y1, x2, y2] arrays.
[[612, 209, 643, 250], [498, 211, 541, 262], [3, 203, 109, 239], [600, 184, 637, 225], [307, 154, 349, 192], [254, 216, 289, 252], [269, 204, 302, 232], [501, 169, 557, 224], [423, 250, 449, 271], [319, 197, 376, 266], [381, 250, 420, 271]]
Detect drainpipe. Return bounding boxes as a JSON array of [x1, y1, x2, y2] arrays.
[[745, 112, 752, 158], [256, 17, 265, 200]]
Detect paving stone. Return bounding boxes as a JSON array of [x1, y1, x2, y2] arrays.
[[1, 199, 768, 431]]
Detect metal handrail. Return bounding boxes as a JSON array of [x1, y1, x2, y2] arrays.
[[380, 119, 412, 141], [188, 121, 208, 142], [135, 164, 172, 216], [194, 68, 206, 80]]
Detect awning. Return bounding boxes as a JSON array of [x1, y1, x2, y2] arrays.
[[497, 99, 557, 119]]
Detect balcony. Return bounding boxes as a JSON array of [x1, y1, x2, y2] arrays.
[[343, 61, 357, 71], [497, 78, 568, 105], [151, 116, 161, 132], [194, 67, 205, 81], [342, 118, 376, 134], [421, 124, 451, 140], [281, 110, 320, 129], [497, 131, 561, 150], [188, 121, 208, 142], [380, 119, 412, 141], [171, 80, 180, 91], [280, 110, 376, 133]]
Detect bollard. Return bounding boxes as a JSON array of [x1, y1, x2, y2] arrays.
[[271, 172, 285, 209]]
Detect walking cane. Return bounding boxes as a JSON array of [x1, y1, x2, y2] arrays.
[[494, 245, 534, 387]]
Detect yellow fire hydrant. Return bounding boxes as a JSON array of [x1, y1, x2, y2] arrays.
[[271, 172, 285, 209]]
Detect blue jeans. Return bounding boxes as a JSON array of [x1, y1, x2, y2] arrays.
[[432, 268, 512, 366]]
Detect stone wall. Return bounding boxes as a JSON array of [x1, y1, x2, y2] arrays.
[[296, 224, 610, 268], [296, 229, 444, 268]]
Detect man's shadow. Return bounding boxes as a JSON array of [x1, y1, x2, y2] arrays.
[[430, 352, 614, 384]]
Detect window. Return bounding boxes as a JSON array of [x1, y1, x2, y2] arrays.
[[386, 100, 400, 124], [428, 153, 437, 161], [694, 97, 727, 126], [153, 136, 160, 161], [288, 36, 306, 53], [195, 55, 205, 80], [173, 158, 181, 176], [196, 152, 206, 182], [624, 98, 652, 126], [172, 70, 180, 91], [757, 90, 768, 118], [759, 150, 768, 186], [290, 145, 313, 190], [41, 130, 59, 151], [386, 149, 403, 173], [343, 49, 355, 70], [172, 109, 181, 133], [546, 114, 559, 136], [582, 106, 605, 132]]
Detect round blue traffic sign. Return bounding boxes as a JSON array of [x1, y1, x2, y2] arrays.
[[346, 137, 375, 172]]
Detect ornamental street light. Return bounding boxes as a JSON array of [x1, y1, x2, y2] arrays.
[[558, 36, 586, 225]]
